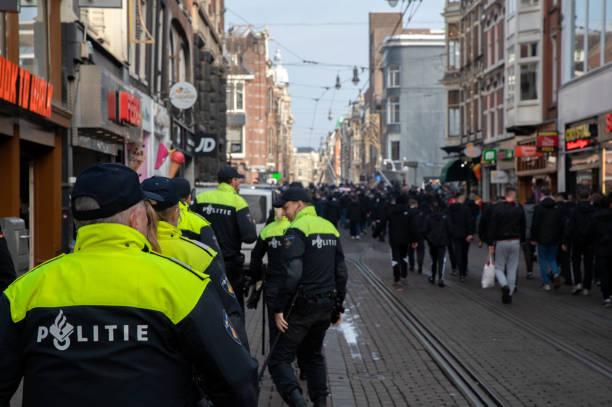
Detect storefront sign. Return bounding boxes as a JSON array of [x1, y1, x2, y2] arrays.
[[108, 91, 141, 126], [194, 132, 217, 156], [515, 145, 542, 157], [498, 149, 514, 160], [0, 55, 53, 118], [464, 143, 482, 158], [482, 149, 497, 163], [169, 82, 197, 110], [537, 131, 559, 152], [491, 170, 509, 184], [565, 123, 597, 151]]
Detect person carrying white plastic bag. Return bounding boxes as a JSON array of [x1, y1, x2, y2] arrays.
[[481, 253, 495, 289]]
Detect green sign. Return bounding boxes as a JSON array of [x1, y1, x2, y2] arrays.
[[272, 172, 282, 180], [482, 149, 497, 163], [499, 149, 514, 160]]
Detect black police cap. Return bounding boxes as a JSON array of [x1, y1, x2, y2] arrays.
[[273, 187, 312, 208], [218, 166, 245, 179], [71, 163, 162, 221], [141, 176, 180, 211], [172, 177, 191, 199]]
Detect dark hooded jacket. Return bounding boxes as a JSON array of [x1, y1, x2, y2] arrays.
[[563, 201, 596, 246], [425, 208, 450, 247], [374, 203, 420, 246], [446, 202, 475, 239], [531, 197, 563, 245]]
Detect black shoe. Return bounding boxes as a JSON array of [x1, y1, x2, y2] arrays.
[[312, 397, 328, 407], [451, 269, 458, 276], [428, 276, 435, 285], [418, 266, 423, 274], [553, 274, 561, 290], [526, 272, 534, 279], [501, 285, 511, 304], [459, 276, 465, 282], [288, 389, 307, 407], [438, 280, 445, 288]]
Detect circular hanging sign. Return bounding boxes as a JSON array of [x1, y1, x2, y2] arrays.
[[464, 142, 482, 158], [169, 82, 197, 110]]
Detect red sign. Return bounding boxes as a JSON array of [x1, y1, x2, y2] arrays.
[[0, 55, 53, 118], [566, 139, 592, 151], [606, 113, 612, 133], [108, 91, 140, 126], [515, 145, 543, 157], [537, 131, 559, 152]]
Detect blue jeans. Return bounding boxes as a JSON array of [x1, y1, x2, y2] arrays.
[[537, 244, 559, 284]]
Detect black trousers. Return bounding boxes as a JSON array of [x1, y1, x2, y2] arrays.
[[558, 245, 572, 284], [225, 256, 246, 310], [429, 245, 446, 281], [391, 244, 409, 281], [269, 309, 331, 403], [598, 256, 612, 299], [572, 243, 594, 289], [452, 238, 470, 277], [447, 238, 457, 270], [349, 220, 360, 237], [408, 239, 425, 270], [521, 242, 535, 275]]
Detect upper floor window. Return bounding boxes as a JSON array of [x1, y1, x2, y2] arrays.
[[449, 40, 460, 69], [520, 0, 538, 7], [571, 0, 612, 78], [19, 0, 48, 80], [387, 96, 400, 124], [520, 63, 538, 100], [508, 0, 516, 15], [390, 141, 400, 161], [227, 81, 245, 111], [520, 42, 538, 58], [388, 65, 400, 88]]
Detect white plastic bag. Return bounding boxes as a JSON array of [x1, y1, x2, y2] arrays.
[[481, 254, 495, 289]]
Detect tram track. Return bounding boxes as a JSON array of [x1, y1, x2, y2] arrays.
[[346, 254, 506, 407]]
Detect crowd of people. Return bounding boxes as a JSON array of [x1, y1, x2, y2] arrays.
[[305, 182, 612, 307]]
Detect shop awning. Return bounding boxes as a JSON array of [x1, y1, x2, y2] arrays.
[[440, 159, 477, 183]]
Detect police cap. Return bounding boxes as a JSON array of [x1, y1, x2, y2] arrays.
[[217, 166, 245, 179], [71, 163, 163, 220], [142, 176, 180, 211], [172, 177, 191, 199], [273, 187, 312, 208]]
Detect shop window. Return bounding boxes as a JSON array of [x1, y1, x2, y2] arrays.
[[574, 0, 587, 77], [391, 141, 400, 161], [387, 96, 399, 124], [227, 125, 244, 155], [388, 65, 400, 88], [19, 0, 48, 80], [520, 63, 537, 101]]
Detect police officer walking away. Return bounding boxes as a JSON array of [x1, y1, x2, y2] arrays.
[[269, 187, 348, 407], [0, 163, 258, 406], [193, 166, 257, 308]]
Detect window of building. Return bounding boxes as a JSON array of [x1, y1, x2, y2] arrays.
[[449, 40, 460, 69], [19, 0, 48, 79], [587, 0, 603, 71], [0, 13, 5, 57], [507, 65, 516, 103], [520, 0, 538, 7], [488, 29, 495, 67], [388, 65, 400, 88], [573, 0, 586, 77], [607, 0, 612, 65], [391, 141, 400, 161], [551, 34, 558, 103], [155, 4, 165, 94], [520, 63, 538, 100], [387, 96, 400, 124], [508, 0, 516, 15], [227, 126, 244, 154], [520, 42, 538, 58], [448, 90, 460, 137], [226, 82, 245, 111]]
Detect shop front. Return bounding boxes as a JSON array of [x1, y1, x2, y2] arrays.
[[0, 0, 71, 269], [564, 119, 599, 197], [515, 134, 558, 203]]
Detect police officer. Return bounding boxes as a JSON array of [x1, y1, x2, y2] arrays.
[[172, 177, 221, 252], [142, 176, 249, 352], [268, 187, 348, 407], [0, 225, 16, 291], [193, 167, 257, 308], [0, 163, 258, 406]]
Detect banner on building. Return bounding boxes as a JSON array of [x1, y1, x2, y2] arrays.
[[537, 131, 559, 152], [515, 145, 542, 158]]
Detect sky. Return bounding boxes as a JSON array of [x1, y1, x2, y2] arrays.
[[225, 0, 446, 149]]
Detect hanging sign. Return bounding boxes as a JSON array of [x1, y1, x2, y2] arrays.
[[464, 143, 482, 158], [108, 91, 141, 127], [482, 149, 497, 163], [169, 82, 197, 110], [537, 131, 559, 152], [515, 145, 543, 157], [498, 149, 514, 160], [0, 55, 53, 118], [491, 170, 509, 184]]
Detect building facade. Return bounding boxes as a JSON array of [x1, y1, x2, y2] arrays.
[[381, 31, 447, 187], [293, 147, 320, 186]]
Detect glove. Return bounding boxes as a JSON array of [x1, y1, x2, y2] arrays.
[[246, 281, 263, 309]]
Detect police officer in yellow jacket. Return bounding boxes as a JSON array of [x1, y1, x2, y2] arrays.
[[172, 177, 221, 253], [142, 176, 249, 352], [192, 167, 257, 309], [0, 163, 258, 407], [269, 187, 348, 407]]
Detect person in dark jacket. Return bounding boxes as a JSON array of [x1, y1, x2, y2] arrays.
[[424, 201, 449, 287], [408, 199, 427, 274], [531, 188, 563, 290], [373, 194, 420, 291], [347, 195, 363, 239], [324, 195, 342, 227], [314, 194, 328, 218], [478, 196, 498, 246], [562, 190, 596, 295], [555, 192, 575, 285], [446, 192, 475, 282], [588, 194, 612, 307], [522, 195, 536, 279], [487, 187, 525, 304], [0, 226, 16, 291], [371, 195, 389, 242]]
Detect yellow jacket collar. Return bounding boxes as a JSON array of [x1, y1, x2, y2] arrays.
[[75, 223, 151, 252], [218, 183, 237, 194], [179, 200, 189, 211], [157, 220, 182, 241], [293, 206, 317, 223]]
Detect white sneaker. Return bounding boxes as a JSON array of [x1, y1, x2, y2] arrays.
[[572, 283, 583, 295], [604, 298, 612, 308], [351, 236, 355, 240], [356, 235, 360, 240], [582, 289, 589, 296], [543, 284, 551, 291]]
